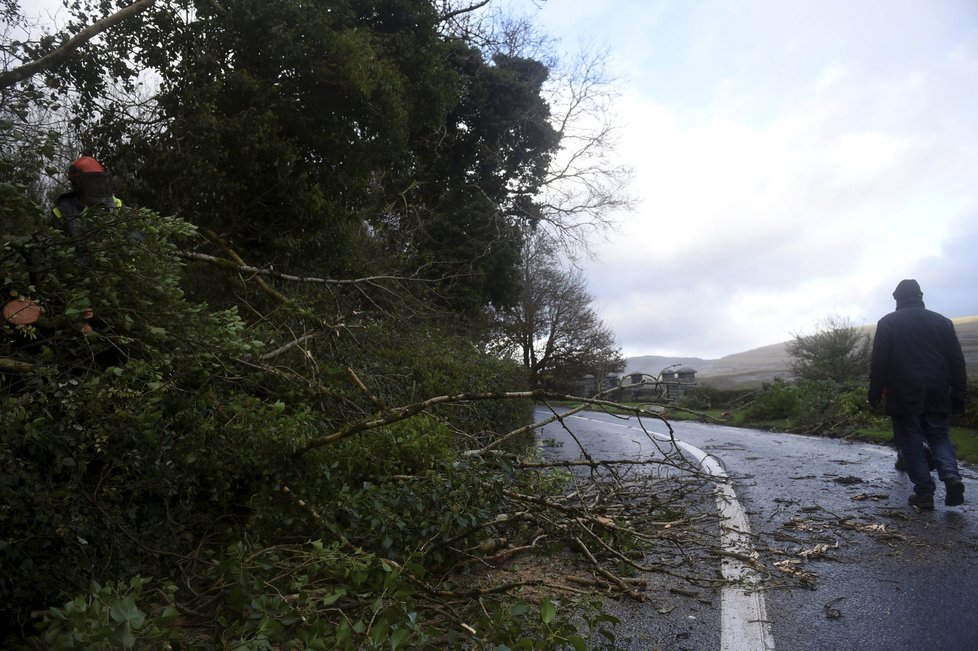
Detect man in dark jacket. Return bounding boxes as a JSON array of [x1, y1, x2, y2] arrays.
[[868, 279, 967, 510]]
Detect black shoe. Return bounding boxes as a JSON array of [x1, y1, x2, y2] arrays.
[[908, 493, 934, 510], [894, 457, 907, 471], [945, 479, 965, 507]]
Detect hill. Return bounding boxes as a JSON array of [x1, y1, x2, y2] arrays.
[[695, 342, 791, 389], [627, 316, 978, 390]]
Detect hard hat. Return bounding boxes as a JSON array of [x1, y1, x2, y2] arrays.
[[67, 156, 114, 204], [68, 156, 107, 178]]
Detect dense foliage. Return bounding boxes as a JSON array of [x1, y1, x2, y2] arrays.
[[0, 0, 636, 647], [0, 205, 579, 648], [36, 0, 560, 317], [725, 316, 880, 436], [740, 378, 881, 435]]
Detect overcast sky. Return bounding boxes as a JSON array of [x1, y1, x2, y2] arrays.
[[519, 0, 978, 358], [16, 0, 978, 359]]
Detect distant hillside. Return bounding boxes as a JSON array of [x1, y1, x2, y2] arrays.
[[626, 316, 978, 390], [955, 316, 978, 372], [695, 342, 791, 389]]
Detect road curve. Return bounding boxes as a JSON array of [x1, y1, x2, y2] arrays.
[[534, 408, 978, 651]]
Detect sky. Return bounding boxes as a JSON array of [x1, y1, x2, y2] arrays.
[[514, 0, 978, 358], [15, 0, 978, 359]]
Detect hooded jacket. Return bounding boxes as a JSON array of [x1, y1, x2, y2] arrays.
[[868, 296, 967, 415]]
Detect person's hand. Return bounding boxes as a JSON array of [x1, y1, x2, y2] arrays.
[[79, 308, 94, 335]]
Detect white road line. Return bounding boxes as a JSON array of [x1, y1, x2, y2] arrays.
[[565, 414, 776, 650], [677, 441, 775, 651]]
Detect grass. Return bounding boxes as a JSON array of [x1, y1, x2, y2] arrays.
[[858, 426, 978, 465]]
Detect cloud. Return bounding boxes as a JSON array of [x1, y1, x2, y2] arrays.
[[560, 1, 978, 358], [896, 214, 978, 319]]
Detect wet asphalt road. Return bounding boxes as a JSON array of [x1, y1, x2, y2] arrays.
[[534, 408, 978, 651]]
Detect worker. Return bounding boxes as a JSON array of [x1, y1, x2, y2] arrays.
[[50, 155, 123, 241], [49, 155, 123, 334]]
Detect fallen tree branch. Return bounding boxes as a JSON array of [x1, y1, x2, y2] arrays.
[[294, 389, 676, 456], [571, 536, 643, 601], [257, 332, 325, 361], [345, 366, 389, 413], [175, 250, 425, 288], [203, 230, 290, 305], [0, 357, 34, 373]]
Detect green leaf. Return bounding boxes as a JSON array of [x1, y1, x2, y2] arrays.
[[371, 617, 389, 646], [109, 595, 146, 628], [540, 598, 556, 624], [510, 602, 530, 617], [322, 588, 347, 605], [391, 628, 410, 650], [113, 622, 137, 650]]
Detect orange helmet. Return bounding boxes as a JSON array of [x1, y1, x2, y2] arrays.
[[68, 156, 114, 205], [68, 156, 107, 178]]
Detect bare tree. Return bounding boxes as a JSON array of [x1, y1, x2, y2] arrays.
[[437, 2, 633, 258], [530, 45, 634, 255], [487, 233, 624, 388]]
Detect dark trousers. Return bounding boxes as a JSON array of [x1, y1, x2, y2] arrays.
[[891, 412, 961, 495]]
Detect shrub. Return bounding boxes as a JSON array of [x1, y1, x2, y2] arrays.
[[1, 211, 315, 632], [742, 377, 885, 437], [788, 380, 867, 435], [745, 378, 799, 421], [951, 379, 978, 429]]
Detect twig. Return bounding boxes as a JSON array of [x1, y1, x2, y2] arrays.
[[0, 357, 34, 373], [203, 229, 290, 304]]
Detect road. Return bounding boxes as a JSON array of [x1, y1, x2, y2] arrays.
[[534, 407, 978, 651]]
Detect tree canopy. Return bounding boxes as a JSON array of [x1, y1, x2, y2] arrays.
[[4, 0, 568, 315], [0, 1, 642, 646]]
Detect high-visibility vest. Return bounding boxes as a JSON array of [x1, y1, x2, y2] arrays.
[[51, 194, 123, 221], [50, 193, 123, 239]]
